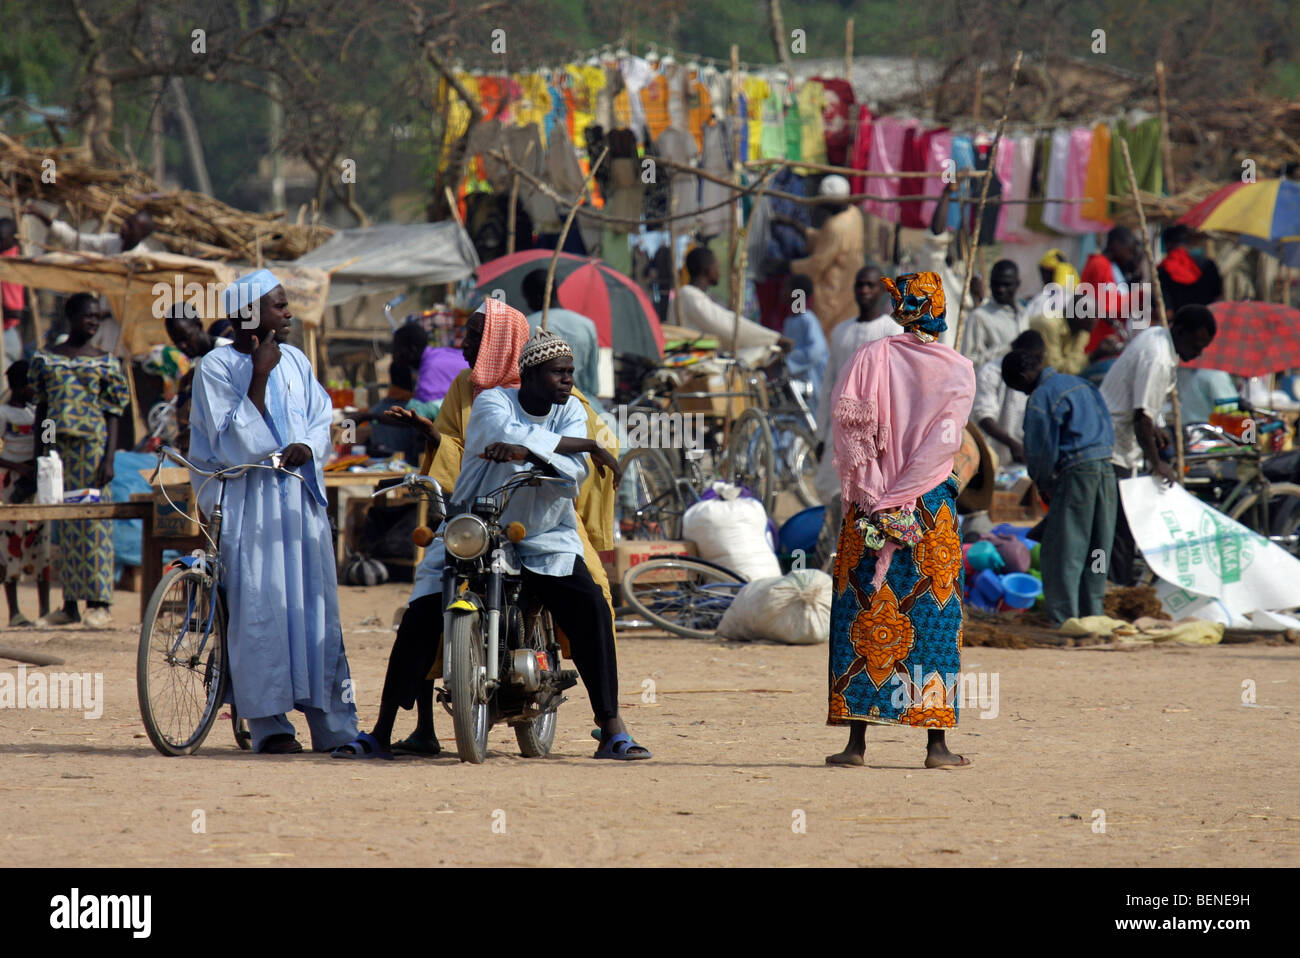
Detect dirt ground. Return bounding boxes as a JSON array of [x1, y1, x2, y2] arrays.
[[1, 579, 1297, 868]]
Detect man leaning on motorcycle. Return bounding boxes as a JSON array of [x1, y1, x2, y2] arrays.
[[333, 329, 651, 761]]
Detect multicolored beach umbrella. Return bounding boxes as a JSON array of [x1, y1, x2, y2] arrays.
[[1179, 178, 1300, 266]]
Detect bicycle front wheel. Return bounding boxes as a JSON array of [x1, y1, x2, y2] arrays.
[[772, 422, 820, 508], [137, 565, 229, 756], [621, 556, 747, 639], [1229, 481, 1300, 557]]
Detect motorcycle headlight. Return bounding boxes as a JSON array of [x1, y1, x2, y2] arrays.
[[444, 514, 489, 560]]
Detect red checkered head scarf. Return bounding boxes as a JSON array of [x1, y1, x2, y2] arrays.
[[468, 298, 531, 396]]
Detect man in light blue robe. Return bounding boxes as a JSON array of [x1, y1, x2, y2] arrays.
[[187, 270, 357, 754], [334, 330, 649, 760]]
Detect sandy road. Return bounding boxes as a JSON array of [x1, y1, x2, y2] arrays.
[[1, 580, 1296, 867]]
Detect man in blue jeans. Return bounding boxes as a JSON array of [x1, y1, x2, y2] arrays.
[[1002, 348, 1117, 624]]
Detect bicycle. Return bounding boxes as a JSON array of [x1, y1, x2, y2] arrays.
[[1182, 421, 1300, 554], [136, 446, 300, 756], [619, 554, 748, 639], [615, 354, 776, 539]]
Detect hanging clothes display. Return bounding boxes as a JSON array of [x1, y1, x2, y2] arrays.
[[863, 117, 917, 224], [848, 105, 873, 196], [813, 76, 855, 166], [744, 76, 771, 160], [759, 87, 786, 159], [697, 119, 733, 239], [970, 138, 1003, 245], [1062, 126, 1111, 234], [655, 126, 700, 231], [782, 85, 803, 162], [996, 134, 1034, 242], [1041, 127, 1072, 233], [796, 79, 827, 166], [947, 134, 975, 231], [918, 129, 953, 229], [1109, 115, 1162, 215], [515, 74, 552, 144], [604, 126, 644, 232], [1080, 122, 1112, 225], [1023, 133, 1051, 235], [641, 72, 672, 142], [616, 55, 655, 141]]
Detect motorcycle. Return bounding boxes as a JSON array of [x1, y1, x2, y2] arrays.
[[373, 470, 580, 763]]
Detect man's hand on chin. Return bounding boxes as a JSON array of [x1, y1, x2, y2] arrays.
[[281, 443, 313, 468]]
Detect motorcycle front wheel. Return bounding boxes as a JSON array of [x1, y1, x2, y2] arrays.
[[515, 610, 558, 758], [448, 612, 490, 764]]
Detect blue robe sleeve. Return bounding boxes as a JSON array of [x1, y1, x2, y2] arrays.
[[292, 348, 333, 508], [191, 353, 281, 467]]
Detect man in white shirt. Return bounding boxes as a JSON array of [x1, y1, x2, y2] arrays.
[[1099, 305, 1217, 584], [670, 247, 790, 365], [24, 206, 161, 255], [961, 259, 1028, 369], [972, 329, 1043, 466]]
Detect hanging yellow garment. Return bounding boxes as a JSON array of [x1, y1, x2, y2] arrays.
[[567, 64, 604, 149], [743, 76, 770, 160], [796, 80, 827, 166], [1081, 122, 1112, 223], [514, 74, 551, 146], [439, 73, 475, 169]]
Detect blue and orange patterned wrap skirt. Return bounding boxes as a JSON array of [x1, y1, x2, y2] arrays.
[[828, 476, 964, 729]]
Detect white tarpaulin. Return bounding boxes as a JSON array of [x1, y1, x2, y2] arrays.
[[1120, 476, 1300, 613], [292, 220, 480, 306]]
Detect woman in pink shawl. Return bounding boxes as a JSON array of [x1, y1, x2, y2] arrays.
[[825, 271, 976, 768]]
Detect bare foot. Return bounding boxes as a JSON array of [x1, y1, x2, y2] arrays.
[[924, 748, 972, 768], [826, 749, 865, 766]]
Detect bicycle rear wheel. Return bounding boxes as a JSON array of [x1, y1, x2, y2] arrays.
[[723, 408, 776, 513], [1229, 481, 1300, 557], [620, 556, 747, 639], [137, 565, 229, 756], [616, 446, 684, 540]]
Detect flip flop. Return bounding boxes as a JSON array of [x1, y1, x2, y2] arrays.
[[258, 734, 304, 754], [8, 614, 34, 628], [392, 733, 441, 756], [330, 731, 394, 760], [593, 732, 652, 761], [926, 755, 973, 769]]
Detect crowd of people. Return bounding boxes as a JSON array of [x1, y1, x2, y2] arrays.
[[0, 176, 1255, 769]]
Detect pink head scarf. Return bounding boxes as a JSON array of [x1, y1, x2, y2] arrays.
[[830, 284, 975, 587], [469, 298, 531, 396]]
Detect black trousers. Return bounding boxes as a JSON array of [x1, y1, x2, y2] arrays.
[[380, 558, 620, 723], [1109, 463, 1140, 587]]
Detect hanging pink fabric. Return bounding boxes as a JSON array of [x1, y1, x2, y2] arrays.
[[999, 135, 1035, 242], [992, 134, 1019, 241], [862, 117, 918, 224], [1062, 127, 1112, 234], [918, 129, 953, 228], [848, 105, 874, 197]]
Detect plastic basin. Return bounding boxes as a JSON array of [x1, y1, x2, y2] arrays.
[[1002, 572, 1043, 609], [779, 505, 826, 555]]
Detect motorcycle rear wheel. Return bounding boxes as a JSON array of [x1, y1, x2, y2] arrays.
[[448, 612, 490, 764]]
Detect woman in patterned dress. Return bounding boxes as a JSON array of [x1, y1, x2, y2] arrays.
[[29, 293, 130, 629], [0, 361, 51, 625], [824, 272, 977, 768]]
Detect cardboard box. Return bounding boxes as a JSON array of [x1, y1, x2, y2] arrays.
[[135, 488, 201, 538], [604, 539, 697, 586]]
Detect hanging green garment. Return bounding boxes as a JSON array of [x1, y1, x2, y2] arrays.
[[783, 89, 803, 162], [1023, 133, 1058, 235], [759, 90, 786, 159], [1108, 117, 1163, 216]]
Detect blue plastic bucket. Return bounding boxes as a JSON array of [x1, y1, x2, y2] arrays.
[[779, 505, 826, 554], [1002, 572, 1043, 609]]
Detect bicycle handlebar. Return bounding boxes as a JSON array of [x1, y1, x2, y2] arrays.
[[154, 445, 305, 484]]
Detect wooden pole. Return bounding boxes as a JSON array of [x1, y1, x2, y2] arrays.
[[728, 44, 743, 354], [971, 67, 983, 124], [954, 51, 1022, 353], [542, 147, 608, 332], [1156, 61, 1175, 194], [1119, 135, 1183, 482], [844, 18, 853, 80]]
